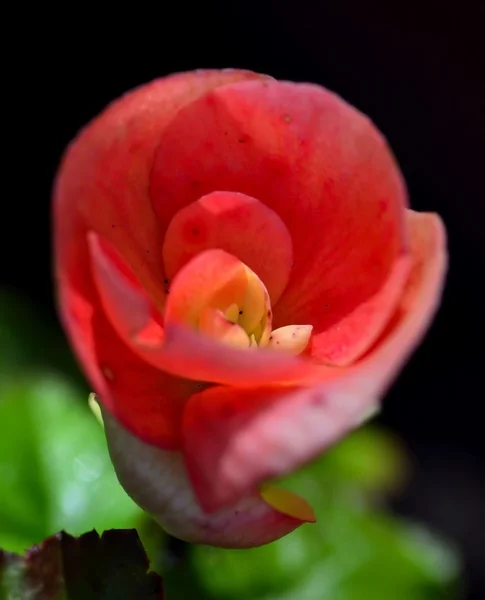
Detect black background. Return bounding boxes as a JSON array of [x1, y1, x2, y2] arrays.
[[4, 1, 484, 597]]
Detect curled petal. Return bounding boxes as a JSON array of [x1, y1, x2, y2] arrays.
[[102, 408, 303, 549], [139, 323, 318, 387], [164, 249, 248, 328], [88, 232, 164, 346], [309, 254, 411, 365], [182, 211, 446, 511], [238, 267, 268, 335], [199, 307, 250, 349], [163, 191, 293, 303]]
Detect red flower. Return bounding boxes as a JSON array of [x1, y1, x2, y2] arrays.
[[53, 69, 447, 548]]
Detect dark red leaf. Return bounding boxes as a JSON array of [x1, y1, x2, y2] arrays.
[[0, 529, 164, 600]]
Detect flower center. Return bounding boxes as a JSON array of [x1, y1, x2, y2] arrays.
[[197, 264, 272, 349], [199, 264, 313, 355], [164, 249, 312, 355]]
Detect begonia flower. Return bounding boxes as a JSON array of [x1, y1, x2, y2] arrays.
[[53, 69, 447, 548]]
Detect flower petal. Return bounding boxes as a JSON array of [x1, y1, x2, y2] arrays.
[[149, 78, 408, 365], [57, 273, 197, 449], [181, 211, 446, 511], [102, 408, 303, 549], [88, 232, 164, 346], [139, 323, 318, 387], [309, 253, 411, 365], [163, 191, 293, 303]]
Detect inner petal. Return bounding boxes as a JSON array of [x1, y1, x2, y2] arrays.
[[164, 249, 248, 328], [162, 190, 294, 304], [199, 306, 250, 349], [238, 267, 269, 340], [164, 248, 273, 349]]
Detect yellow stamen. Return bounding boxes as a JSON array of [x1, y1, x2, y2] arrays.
[[224, 303, 240, 324], [268, 325, 313, 354], [180, 257, 311, 354]]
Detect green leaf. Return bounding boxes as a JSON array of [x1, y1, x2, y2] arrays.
[[258, 511, 460, 600], [0, 375, 143, 554], [319, 425, 407, 495], [0, 529, 164, 600], [190, 505, 459, 600]]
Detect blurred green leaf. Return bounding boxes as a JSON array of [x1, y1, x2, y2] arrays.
[[320, 425, 408, 495], [0, 529, 164, 600], [257, 511, 460, 600], [190, 505, 459, 600], [179, 428, 460, 600], [0, 375, 143, 554]]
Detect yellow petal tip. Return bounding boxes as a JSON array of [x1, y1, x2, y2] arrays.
[[260, 484, 317, 523]]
